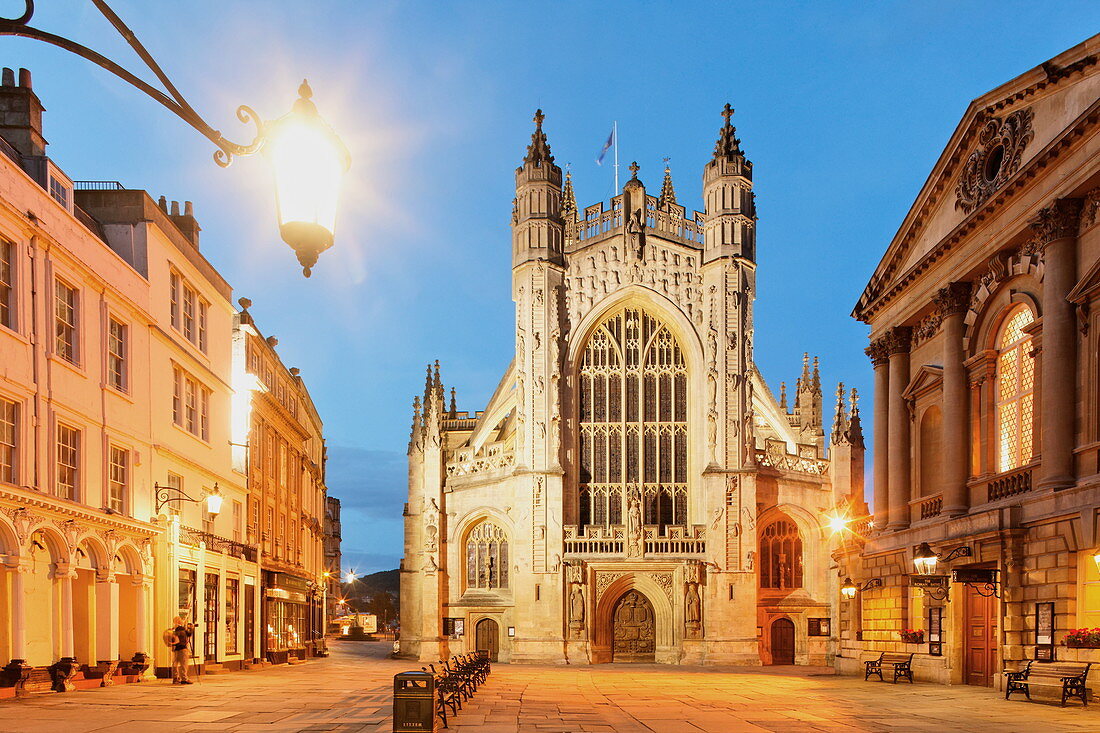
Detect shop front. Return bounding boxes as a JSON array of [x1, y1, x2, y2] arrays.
[[262, 571, 318, 663]]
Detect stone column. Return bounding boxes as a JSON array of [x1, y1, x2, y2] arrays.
[[885, 327, 913, 530], [1032, 199, 1082, 490], [52, 561, 79, 692], [9, 562, 26, 662], [935, 283, 972, 516], [866, 341, 890, 529], [95, 573, 119, 660], [57, 563, 76, 660], [133, 577, 149, 659]]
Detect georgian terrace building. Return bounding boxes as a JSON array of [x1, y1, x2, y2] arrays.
[[0, 66, 335, 693], [839, 34, 1100, 686]]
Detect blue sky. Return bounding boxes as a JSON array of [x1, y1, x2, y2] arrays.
[[7, 1, 1098, 573]]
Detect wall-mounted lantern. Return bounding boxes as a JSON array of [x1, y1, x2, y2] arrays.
[[841, 577, 882, 599]]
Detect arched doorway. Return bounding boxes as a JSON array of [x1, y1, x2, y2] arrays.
[[770, 618, 795, 664], [612, 590, 655, 662], [474, 618, 498, 662]]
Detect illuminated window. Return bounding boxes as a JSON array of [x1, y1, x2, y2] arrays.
[[577, 308, 688, 534], [996, 306, 1035, 472], [759, 518, 803, 590], [1080, 552, 1100, 629], [465, 521, 509, 590]]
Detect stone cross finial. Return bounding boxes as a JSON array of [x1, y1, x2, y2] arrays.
[[533, 108, 545, 127], [722, 103, 734, 124], [629, 161, 639, 178]]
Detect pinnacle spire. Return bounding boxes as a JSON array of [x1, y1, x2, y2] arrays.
[[779, 381, 788, 411], [848, 388, 864, 449], [562, 168, 577, 219], [712, 102, 744, 162], [831, 382, 848, 443], [658, 158, 677, 208], [522, 108, 555, 168], [449, 387, 457, 417], [812, 356, 821, 392], [800, 352, 811, 384]]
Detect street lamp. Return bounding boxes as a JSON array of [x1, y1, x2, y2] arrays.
[[912, 542, 972, 575], [0, 0, 350, 277], [840, 577, 882, 599], [155, 482, 223, 517]]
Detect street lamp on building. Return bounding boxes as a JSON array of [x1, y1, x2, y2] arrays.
[[840, 577, 882, 599], [0, 0, 350, 276], [155, 482, 223, 517], [912, 542, 972, 575]]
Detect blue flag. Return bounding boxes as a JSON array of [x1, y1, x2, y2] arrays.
[[595, 125, 615, 165]]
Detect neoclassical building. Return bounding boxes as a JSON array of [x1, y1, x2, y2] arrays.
[[401, 108, 866, 665], [840, 34, 1100, 686]]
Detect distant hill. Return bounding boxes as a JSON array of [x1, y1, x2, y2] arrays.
[[347, 568, 398, 599]]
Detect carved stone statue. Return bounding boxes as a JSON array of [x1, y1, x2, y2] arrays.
[[627, 493, 642, 552], [686, 583, 701, 624], [569, 585, 585, 624]]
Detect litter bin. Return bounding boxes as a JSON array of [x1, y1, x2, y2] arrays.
[[393, 670, 435, 732]]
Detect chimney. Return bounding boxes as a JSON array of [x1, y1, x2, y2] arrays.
[[0, 66, 47, 158], [168, 198, 201, 248]]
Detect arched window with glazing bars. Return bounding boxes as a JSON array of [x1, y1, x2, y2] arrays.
[[465, 521, 509, 590], [996, 305, 1036, 473], [577, 308, 688, 536], [759, 518, 803, 590]]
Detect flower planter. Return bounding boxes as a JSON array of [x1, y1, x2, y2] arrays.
[[899, 631, 925, 644], [1066, 640, 1100, 649]]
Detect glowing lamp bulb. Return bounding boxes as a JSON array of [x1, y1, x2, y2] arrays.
[[205, 485, 223, 516], [827, 515, 850, 535], [840, 578, 858, 599], [265, 80, 350, 278], [913, 542, 939, 575]]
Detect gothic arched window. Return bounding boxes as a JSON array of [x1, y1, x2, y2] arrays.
[[465, 521, 508, 590], [759, 519, 803, 590], [996, 305, 1036, 473], [577, 308, 688, 535]]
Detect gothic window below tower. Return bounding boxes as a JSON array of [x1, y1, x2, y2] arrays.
[[759, 518, 803, 590], [465, 521, 509, 591], [577, 307, 688, 535]]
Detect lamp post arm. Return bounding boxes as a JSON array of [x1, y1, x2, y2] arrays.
[[0, 0, 265, 166]]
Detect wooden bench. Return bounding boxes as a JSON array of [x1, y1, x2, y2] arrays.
[[864, 652, 914, 683], [1004, 661, 1090, 707]]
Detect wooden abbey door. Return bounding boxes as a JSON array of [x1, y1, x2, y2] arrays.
[[475, 618, 498, 662], [964, 582, 997, 686], [612, 590, 656, 662], [771, 618, 795, 664]]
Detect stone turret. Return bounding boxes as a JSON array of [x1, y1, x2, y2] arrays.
[[829, 386, 865, 503], [512, 109, 564, 267], [702, 103, 756, 263], [794, 354, 824, 454]]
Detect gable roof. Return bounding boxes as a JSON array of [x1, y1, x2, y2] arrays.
[[853, 34, 1100, 324]]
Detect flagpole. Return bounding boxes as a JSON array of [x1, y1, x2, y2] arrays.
[[613, 120, 619, 192]]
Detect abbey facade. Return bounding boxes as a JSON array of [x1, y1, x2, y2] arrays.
[[400, 108, 865, 665]]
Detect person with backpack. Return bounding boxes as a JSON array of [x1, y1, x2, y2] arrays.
[[165, 616, 194, 684]]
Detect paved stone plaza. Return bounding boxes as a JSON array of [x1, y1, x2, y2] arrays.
[[0, 642, 1098, 732]]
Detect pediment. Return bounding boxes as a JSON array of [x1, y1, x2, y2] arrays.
[[1068, 246, 1100, 305], [854, 36, 1100, 322], [901, 365, 943, 403]]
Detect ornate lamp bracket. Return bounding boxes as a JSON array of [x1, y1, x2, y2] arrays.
[[0, 0, 265, 166]]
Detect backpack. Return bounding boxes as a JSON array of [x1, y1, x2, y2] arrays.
[[162, 628, 178, 648]]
